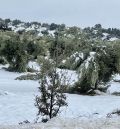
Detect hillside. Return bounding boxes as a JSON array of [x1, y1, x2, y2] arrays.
[[0, 18, 120, 41]]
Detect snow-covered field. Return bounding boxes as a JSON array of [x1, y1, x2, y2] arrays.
[[1, 65, 120, 128], [1, 118, 120, 129]]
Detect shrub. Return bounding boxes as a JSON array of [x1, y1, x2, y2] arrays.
[[2, 37, 28, 72]]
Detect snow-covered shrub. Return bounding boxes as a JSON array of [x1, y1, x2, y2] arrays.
[[72, 43, 120, 94], [59, 52, 84, 70], [74, 52, 99, 94]]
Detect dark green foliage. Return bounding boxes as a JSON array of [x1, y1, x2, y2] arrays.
[[103, 28, 120, 38], [27, 42, 36, 55], [96, 45, 120, 83], [97, 52, 114, 83], [26, 30, 38, 36], [31, 21, 41, 26], [58, 24, 66, 31], [42, 23, 50, 29], [41, 30, 49, 35], [84, 24, 120, 39], [12, 19, 22, 26], [25, 22, 31, 28], [4, 19, 11, 24], [26, 41, 46, 59], [49, 33, 65, 59], [73, 42, 120, 94], [50, 23, 58, 30], [2, 37, 28, 72], [0, 21, 11, 31], [74, 77, 91, 94]]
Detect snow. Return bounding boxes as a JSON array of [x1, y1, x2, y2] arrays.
[[25, 24, 40, 31], [8, 22, 56, 37], [107, 74, 120, 94], [27, 61, 78, 85], [28, 61, 40, 71], [57, 68, 78, 85], [89, 52, 96, 56], [8, 25, 16, 31], [102, 33, 109, 40], [109, 37, 118, 41], [61, 59, 66, 64], [108, 82, 120, 94], [0, 69, 39, 124], [1, 118, 120, 129], [48, 30, 55, 36], [1, 65, 120, 128], [84, 52, 96, 69], [38, 32, 43, 36], [14, 27, 25, 32], [103, 33, 109, 37], [70, 52, 84, 62], [64, 94, 120, 118]]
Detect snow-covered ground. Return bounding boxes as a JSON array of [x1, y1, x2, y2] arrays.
[[28, 61, 79, 85], [1, 118, 120, 129], [1, 65, 120, 128], [107, 74, 120, 94], [0, 65, 39, 124]]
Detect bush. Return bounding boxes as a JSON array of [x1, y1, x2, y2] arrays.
[[12, 19, 22, 26], [2, 37, 28, 72], [73, 78, 92, 94], [50, 23, 58, 30]]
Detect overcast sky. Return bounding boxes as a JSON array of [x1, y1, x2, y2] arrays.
[[0, 0, 120, 28]]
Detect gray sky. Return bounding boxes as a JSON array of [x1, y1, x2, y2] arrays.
[[0, 0, 120, 28]]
